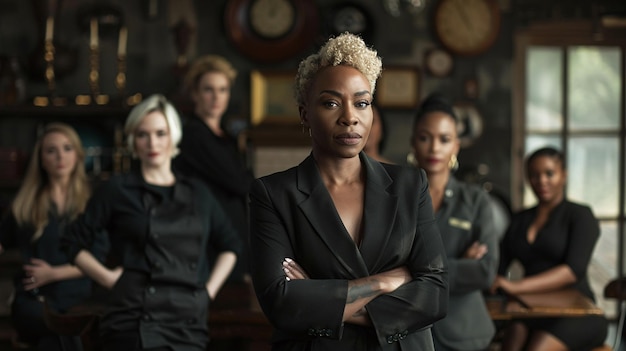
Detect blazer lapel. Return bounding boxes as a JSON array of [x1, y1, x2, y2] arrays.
[[359, 154, 398, 273], [297, 155, 369, 278]]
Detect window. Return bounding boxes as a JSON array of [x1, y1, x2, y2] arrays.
[[514, 21, 626, 318]]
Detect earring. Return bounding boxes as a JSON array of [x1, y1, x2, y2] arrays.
[[406, 151, 418, 167], [308, 128, 312, 137], [449, 154, 459, 171]]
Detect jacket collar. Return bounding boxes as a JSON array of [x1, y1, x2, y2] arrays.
[[296, 152, 398, 277]]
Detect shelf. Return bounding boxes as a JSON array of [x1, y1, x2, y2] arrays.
[[0, 104, 130, 121]]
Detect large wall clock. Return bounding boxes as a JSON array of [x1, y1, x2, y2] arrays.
[[433, 0, 500, 56], [224, 0, 319, 63]]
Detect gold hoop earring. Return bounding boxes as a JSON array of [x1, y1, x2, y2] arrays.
[[449, 154, 459, 171], [406, 151, 418, 167]]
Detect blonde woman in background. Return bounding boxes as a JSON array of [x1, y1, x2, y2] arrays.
[[62, 94, 240, 351], [174, 55, 254, 283], [0, 122, 103, 351]]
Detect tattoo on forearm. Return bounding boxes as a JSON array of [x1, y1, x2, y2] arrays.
[[346, 278, 379, 304]]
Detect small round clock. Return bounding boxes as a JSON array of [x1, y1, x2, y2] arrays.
[[425, 48, 454, 77], [224, 0, 319, 63], [328, 3, 373, 44], [433, 0, 500, 56]]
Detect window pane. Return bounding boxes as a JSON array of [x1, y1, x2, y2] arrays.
[[526, 47, 562, 131], [590, 220, 618, 319], [567, 137, 619, 217], [523, 135, 561, 207], [568, 46, 622, 130]]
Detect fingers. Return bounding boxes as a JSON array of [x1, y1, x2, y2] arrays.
[[464, 242, 488, 259], [282, 257, 309, 280], [29, 258, 45, 265], [22, 275, 38, 291]]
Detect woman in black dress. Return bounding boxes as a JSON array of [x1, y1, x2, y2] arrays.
[[491, 147, 608, 351]]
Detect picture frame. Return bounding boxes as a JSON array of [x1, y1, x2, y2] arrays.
[[375, 66, 420, 109], [250, 70, 300, 125]]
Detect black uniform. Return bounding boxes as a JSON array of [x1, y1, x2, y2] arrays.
[[62, 172, 241, 351], [173, 116, 254, 282]]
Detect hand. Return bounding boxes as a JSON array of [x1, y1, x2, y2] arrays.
[[490, 275, 517, 295], [103, 266, 124, 290], [282, 257, 309, 281], [22, 258, 55, 291], [376, 266, 412, 294], [463, 241, 488, 260]]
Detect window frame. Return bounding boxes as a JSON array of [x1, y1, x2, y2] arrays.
[[513, 19, 626, 319]]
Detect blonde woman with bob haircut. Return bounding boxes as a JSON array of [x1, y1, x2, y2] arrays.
[[249, 33, 448, 351], [0, 122, 103, 350], [62, 94, 241, 351]]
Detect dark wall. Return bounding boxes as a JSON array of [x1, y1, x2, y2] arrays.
[[0, 0, 514, 198]]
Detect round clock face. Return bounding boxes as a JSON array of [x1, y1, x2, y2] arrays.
[[224, 0, 319, 62], [333, 6, 367, 34], [250, 0, 296, 39], [425, 48, 454, 77], [434, 0, 500, 56]]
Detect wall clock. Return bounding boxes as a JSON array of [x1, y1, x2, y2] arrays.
[[328, 3, 373, 44], [433, 0, 500, 56], [224, 0, 319, 63], [424, 48, 454, 77]]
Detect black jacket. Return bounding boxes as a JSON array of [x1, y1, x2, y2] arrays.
[[249, 153, 448, 351]]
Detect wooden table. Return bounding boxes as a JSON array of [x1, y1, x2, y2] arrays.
[[486, 289, 604, 321]]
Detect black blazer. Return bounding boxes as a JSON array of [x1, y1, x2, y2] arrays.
[[250, 153, 448, 351]]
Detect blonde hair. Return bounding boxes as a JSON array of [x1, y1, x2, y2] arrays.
[[11, 122, 90, 240], [184, 55, 237, 93], [295, 33, 382, 106], [125, 94, 182, 158]]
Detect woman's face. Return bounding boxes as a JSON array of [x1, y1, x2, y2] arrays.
[[134, 111, 172, 168], [40, 131, 78, 181], [191, 71, 231, 119], [527, 155, 566, 204], [301, 65, 373, 159], [411, 111, 459, 176]]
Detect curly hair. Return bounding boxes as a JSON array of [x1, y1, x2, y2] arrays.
[[183, 55, 237, 93], [294, 33, 382, 106]]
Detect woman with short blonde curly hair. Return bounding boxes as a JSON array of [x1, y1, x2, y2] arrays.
[[249, 33, 447, 350]]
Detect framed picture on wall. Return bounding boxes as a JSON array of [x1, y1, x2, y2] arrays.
[[375, 66, 420, 109], [250, 70, 300, 125]]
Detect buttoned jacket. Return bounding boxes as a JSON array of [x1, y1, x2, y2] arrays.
[[431, 177, 499, 351], [249, 153, 448, 351]]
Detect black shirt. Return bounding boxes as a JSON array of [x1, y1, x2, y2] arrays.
[[173, 116, 254, 281], [62, 172, 241, 350], [0, 206, 104, 311]]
